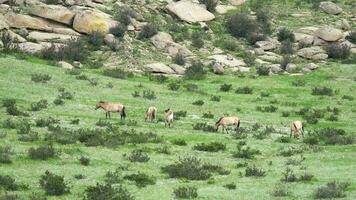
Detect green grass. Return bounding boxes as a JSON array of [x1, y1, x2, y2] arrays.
[[0, 54, 355, 199]]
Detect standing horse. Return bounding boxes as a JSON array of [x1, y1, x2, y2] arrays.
[[215, 116, 240, 134], [95, 101, 126, 120], [290, 121, 304, 138], [164, 108, 174, 128], [145, 106, 157, 121]]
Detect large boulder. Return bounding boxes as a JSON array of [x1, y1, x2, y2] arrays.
[[151, 32, 192, 57], [17, 42, 43, 54], [27, 1, 75, 25], [215, 5, 235, 14], [319, 1, 342, 15], [229, 0, 246, 6], [72, 8, 118, 34], [169, 64, 186, 75], [0, 14, 9, 30], [28, 31, 77, 42], [269, 64, 283, 74], [213, 63, 224, 75], [315, 26, 343, 42], [208, 54, 246, 68], [145, 63, 176, 74], [4, 12, 80, 35], [166, 0, 215, 23], [258, 52, 282, 63], [58, 61, 74, 69], [297, 46, 328, 60], [255, 38, 279, 51], [7, 30, 26, 42]]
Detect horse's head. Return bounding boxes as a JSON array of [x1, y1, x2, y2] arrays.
[[95, 102, 103, 110], [164, 108, 170, 113]]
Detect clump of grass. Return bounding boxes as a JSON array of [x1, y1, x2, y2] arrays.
[[277, 28, 295, 42], [31, 73, 51, 83], [142, 90, 156, 100], [174, 111, 187, 120], [314, 181, 350, 199], [191, 31, 204, 48], [271, 184, 290, 197], [210, 95, 221, 102], [326, 43, 350, 59], [256, 66, 270, 76], [192, 100, 204, 106], [256, 105, 278, 112], [193, 142, 226, 152], [193, 122, 216, 132], [235, 86, 253, 94], [184, 61, 206, 80], [278, 146, 303, 157], [124, 172, 156, 188], [0, 145, 13, 164], [79, 156, 90, 166], [245, 165, 266, 177], [232, 145, 260, 159], [312, 87, 333, 96], [220, 84, 232, 92], [35, 117, 59, 127], [223, 183, 236, 190], [138, 24, 158, 39], [174, 186, 198, 199], [202, 112, 214, 119], [0, 174, 21, 191], [39, 170, 70, 196], [127, 149, 150, 163], [172, 139, 187, 146], [103, 68, 133, 79], [168, 82, 181, 91], [30, 99, 48, 111], [84, 183, 134, 200], [28, 144, 56, 160]]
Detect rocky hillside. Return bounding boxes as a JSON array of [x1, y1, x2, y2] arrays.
[[0, 0, 355, 75]]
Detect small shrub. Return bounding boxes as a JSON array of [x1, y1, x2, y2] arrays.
[[326, 43, 350, 59], [346, 31, 356, 43], [194, 142, 226, 152], [79, 156, 90, 166], [31, 74, 51, 83], [28, 144, 56, 160], [303, 136, 319, 145], [256, 8, 272, 35], [162, 156, 211, 180], [172, 139, 187, 146], [228, 13, 259, 38], [168, 82, 180, 91], [174, 111, 187, 120], [174, 186, 198, 199], [235, 86, 253, 94], [312, 87, 333, 96], [199, 0, 218, 12], [256, 105, 278, 112], [281, 111, 290, 117], [173, 53, 185, 65], [281, 167, 297, 182], [278, 146, 303, 157], [202, 112, 214, 119], [127, 149, 150, 163], [58, 88, 73, 100], [155, 145, 171, 155], [0, 31, 18, 53], [298, 40, 312, 49], [191, 32, 204, 48], [84, 183, 134, 200], [210, 95, 221, 102], [131, 91, 140, 98], [139, 24, 158, 39], [220, 84, 232, 92], [245, 165, 266, 177], [223, 183, 236, 190], [0, 145, 12, 164], [277, 28, 295, 42], [110, 23, 127, 38], [114, 6, 137, 25], [18, 132, 39, 142], [148, 74, 168, 83], [247, 33, 266, 45], [104, 169, 122, 185], [0, 175, 19, 191], [39, 171, 69, 196], [30, 99, 48, 111], [192, 100, 204, 106], [292, 79, 306, 87], [280, 40, 294, 54], [35, 117, 58, 127], [314, 181, 350, 199], [342, 95, 354, 101], [298, 173, 314, 181], [276, 136, 292, 143], [184, 83, 199, 92], [2, 118, 19, 129], [280, 55, 292, 70], [271, 184, 290, 197], [124, 172, 156, 188], [142, 90, 156, 100], [243, 51, 256, 67], [256, 66, 270, 76], [193, 122, 216, 132], [232, 145, 260, 159], [53, 97, 64, 105], [103, 68, 133, 79], [87, 31, 105, 48]]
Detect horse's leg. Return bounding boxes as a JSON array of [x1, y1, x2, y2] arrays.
[[105, 112, 108, 119], [109, 112, 111, 119], [290, 130, 293, 138]]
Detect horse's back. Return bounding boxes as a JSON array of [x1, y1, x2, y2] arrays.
[[291, 121, 303, 131]]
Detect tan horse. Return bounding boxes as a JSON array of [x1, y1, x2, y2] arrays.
[[290, 121, 304, 138], [145, 106, 157, 121], [95, 101, 126, 120], [164, 108, 174, 128], [215, 116, 240, 134]]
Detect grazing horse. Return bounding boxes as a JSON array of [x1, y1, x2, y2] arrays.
[[290, 121, 304, 138], [145, 106, 157, 121], [164, 108, 174, 128], [215, 116, 240, 134], [95, 101, 126, 120]]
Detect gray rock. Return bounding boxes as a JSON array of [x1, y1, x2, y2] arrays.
[[340, 19, 351, 31], [305, 63, 319, 70], [208, 54, 246, 68], [27, 1, 75, 25], [254, 48, 265, 55], [297, 46, 328, 60], [18, 28, 28, 37], [286, 63, 298, 73], [169, 64, 186, 75], [18, 42, 43, 54], [255, 38, 279, 51], [28, 31, 77, 42], [269, 64, 283, 74], [0, 14, 9, 30], [315, 26, 343, 42], [213, 63, 224, 75], [73, 61, 83, 68], [229, 0, 246, 6], [319, 1, 342, 15], [145, 63, 176, 74], [58, 61, 74, 69], [151, 32, 192, 57], [166, 0, 215, 23], [258, 52, 282, 63]]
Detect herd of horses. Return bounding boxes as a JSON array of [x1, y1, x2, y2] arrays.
[[95, 101, 305, 138]]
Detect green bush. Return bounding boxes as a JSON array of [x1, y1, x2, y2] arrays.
[[18, 132, 39, 142], [280, 40, 294, 54], [142, 90, 156, 100], [210, 95, 221, 102], [193, 142, 226, 152], [148, 74, 168, 83], [124, 172, 156, 188], [192, 100, 204, 106], [314, 182, 350, 199], [0, 31, 18, 53], [79, 156, 90, 166], [31, 74, 51, 83], [139, 24, 158, 39], [30, 99, 48, 111], [87, 31, 105, 49], [103, 68, 133, 79], [228, 13, 259, 38], [0, 175, 19, 191], [172, 139, 187, 146], [346, 31, 356, 43], [256, 8, 272, 35], [256, 66, 270, 76], [28, 144, 56, 160], [104, 169, 122, 185], [271, 184, 290, 197], [235, 86, 253, 94], [110, 23, 127, 38], [174, 186, 198, 199], [168, 82, 180, 91], [202, 112, 214, 119], [173, 53, 185, 65], [280, 55, 292, 70], [199, 0, 218, 12], [162, 156, 211, 180], [245, 165, 266, 177], [220, 84, 232, 92], [191, 32, 204, 48], [224, 183, 236, 190], [0, 145, 13, 164], [281, 167, 297, 182], [41, 38, 89, 62], [256, 105, 278, 112], [277, 28, 295, 42], [326, 43, 350, 59], [278, 146, 303, 157], [243, 52, 256, 67], [84, 183, 134, 200], [232, 146, 260, 159], [39, 171, 70, 196], [246, 33, 266, 45], [312, 87, 333, 96], [193, 122, 216, 132], [174, 111, 187, 120], [35, 117, 59, 127], [127, 149, 150, 163]]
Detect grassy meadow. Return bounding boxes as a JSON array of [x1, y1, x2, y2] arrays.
[[0, 54, 355, 199]]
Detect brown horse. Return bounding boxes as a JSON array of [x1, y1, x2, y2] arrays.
[[290, 121, 304, 138], [145, 106, 157, 121], [164, 108, 174, 128], [95, 101, 126, 120], [215, 116, 240, 134]]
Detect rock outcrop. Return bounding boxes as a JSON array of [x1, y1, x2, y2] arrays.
[[151, 32, 192, 57], [319, 1, 342, 15], [166, 0, 215, 23], [314, 26, 343, 42], [27, 1, 75, 25], [297, 46, 328, 60]]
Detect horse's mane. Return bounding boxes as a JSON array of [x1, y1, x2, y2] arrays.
[[98, 101, 105, 103], [215, 117, 224, 125]]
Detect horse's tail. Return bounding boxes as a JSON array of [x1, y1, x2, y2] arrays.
[[215, 117, 224, 125], [237, 119, 240, 128], [152, 109, 156, 120], [122, 106, 126, 118]]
